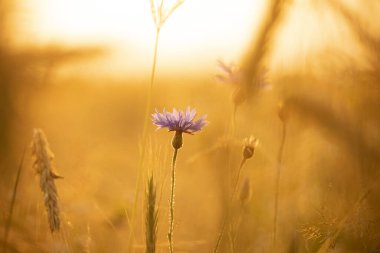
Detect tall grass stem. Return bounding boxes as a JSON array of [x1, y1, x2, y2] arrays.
[[273, 121, 287, 252], [127, 27, 161, 253], [2, 147, 26, 253]]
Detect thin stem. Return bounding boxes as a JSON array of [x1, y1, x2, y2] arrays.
[[149, 28, 160, 97], [142, 27, 161, 143], [232, 159, 246, 197], [217, 103, 238, 253], [231, 104, 237, 137], [273, 121, 287, 252], [168, 148, 178, 253], [213, 157, 247, 253], [127, 27, 161, 253], [3, 147, 26, 253], [230, 202, 245, 253], [228, 224, 235, 253], [213, 217, 227, 253]]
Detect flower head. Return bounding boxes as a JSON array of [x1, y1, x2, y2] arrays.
[[215, 59, 270, 89], [215, 59, 242, 85], [215, 60, 271, 106], [152, 107, 207, 134]]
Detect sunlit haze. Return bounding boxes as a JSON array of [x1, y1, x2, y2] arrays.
[[22, 0, 265, 77], [2, 1, 380, 252]]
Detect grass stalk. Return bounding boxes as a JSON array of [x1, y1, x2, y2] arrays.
[[127, 23, 161, 253], [273, 120, 287, 252], [2, 147, 26, 253]]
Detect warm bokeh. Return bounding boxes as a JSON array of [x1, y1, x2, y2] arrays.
[[1, 0, 380, 253]]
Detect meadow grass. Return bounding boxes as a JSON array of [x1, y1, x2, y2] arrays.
[[2, 1, 380, 253]]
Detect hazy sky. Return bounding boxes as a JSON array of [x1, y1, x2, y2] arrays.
[[11, 0, 370, 80], [15, 0, 264, 78]]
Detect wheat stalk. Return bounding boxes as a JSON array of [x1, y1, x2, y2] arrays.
[[145, 174, 158, 253], [31, 128, 62, 233]]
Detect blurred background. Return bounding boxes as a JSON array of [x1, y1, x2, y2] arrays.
[[1, 0, 380, 252]]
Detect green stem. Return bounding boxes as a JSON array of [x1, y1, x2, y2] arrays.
[[127, 27, 161, 253], [3, 148, 25, 253], [273, 121, 287, 252], [168, 148, 178, 253]]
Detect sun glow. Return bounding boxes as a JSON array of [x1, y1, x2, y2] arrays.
[[25, 0, 264, 76]]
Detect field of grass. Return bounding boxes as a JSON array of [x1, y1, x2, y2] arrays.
[[1, 0, 380, 253]]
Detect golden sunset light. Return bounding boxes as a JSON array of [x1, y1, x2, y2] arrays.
[[20, 0, 265, 76], [1, 0, 380, 253]]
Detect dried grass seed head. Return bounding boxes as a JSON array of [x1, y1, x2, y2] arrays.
[[31, 128, 62, 233], [150, 0, 185, 29]]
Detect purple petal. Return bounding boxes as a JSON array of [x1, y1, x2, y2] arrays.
[[188, 115, 207, 132], [152, 107, 207, 134], [217, 59, 233, 74]]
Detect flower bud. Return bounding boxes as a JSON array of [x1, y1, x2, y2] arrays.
[[172, 131, 183, 150], [242, 136, 259, 160], [243, 146, 254, 159]]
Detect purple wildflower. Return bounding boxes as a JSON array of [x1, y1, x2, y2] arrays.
[[152, 107, 207, 134], [152, 107, 207, 253], [215, 59, 242, 85]]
